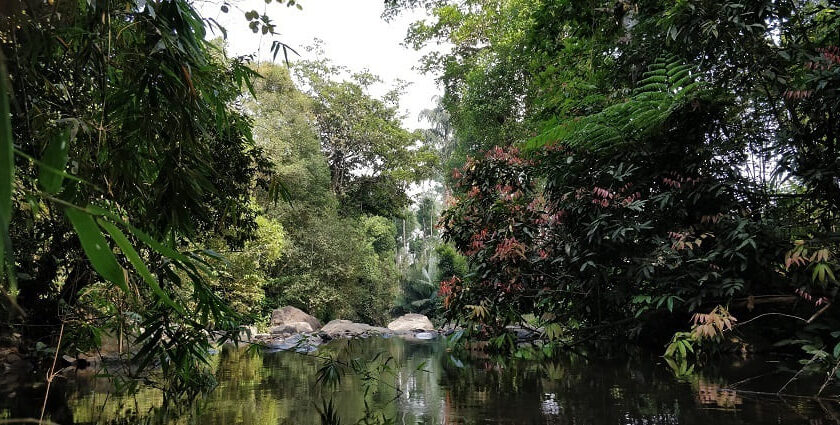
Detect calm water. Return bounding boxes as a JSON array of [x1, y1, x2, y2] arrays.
[[3, 336, 839, 424]]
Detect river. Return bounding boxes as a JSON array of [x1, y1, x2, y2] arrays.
[[2, 336, 837, 424]]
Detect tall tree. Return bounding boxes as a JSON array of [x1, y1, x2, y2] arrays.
[[245, 63, 401, 324], [293, 54, 438, 217]]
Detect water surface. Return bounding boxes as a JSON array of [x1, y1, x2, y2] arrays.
[[3, 337, 838, 424]]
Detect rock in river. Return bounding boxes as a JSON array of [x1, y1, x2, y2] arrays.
[[387, 314, 435, 333], [270, 322, 314, 335], [270, 306, 322, 331], [264, 334, 323, 353], [414, 332, 437, 340], [320, 320, 390, 338]]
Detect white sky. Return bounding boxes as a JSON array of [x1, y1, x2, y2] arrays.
[[197, 0, 440, 130]]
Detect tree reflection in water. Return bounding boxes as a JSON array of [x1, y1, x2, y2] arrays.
[[6, 337, 838, 424]]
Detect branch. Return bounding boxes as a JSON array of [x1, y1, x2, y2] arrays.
[[734, 312, 808, 328]]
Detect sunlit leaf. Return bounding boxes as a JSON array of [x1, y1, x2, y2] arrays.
[[38, 123, 77, 193], [65, 207, 128, 294], [97, 218, 185, 315]]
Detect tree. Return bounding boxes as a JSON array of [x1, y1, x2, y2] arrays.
[[1, 0, 274, 397], [293, 53, 438, 217], [403, 0, 840, 375], [245, 63, 402, 325]]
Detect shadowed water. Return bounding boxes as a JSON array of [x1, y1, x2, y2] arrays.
[[3, 337, 838, 424]]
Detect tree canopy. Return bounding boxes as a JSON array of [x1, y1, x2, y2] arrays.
[[392, 0, 840, 373]]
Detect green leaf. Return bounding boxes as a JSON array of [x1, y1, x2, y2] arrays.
[[64, 207, 128, 294], [812, 263, 827, 283], [826, 265, 836, 283], [97, 218, 185, 315], [38, 123, 76, 194], [88, 206, 194, 265], [665, 343, 676, 357]]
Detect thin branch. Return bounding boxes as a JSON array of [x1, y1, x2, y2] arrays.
[[818, 357, 840, 396], [778, 352, 819, 394], [807, 302, 832, 323], [39, 323, 65, 424], [735, 312, 808, 328]]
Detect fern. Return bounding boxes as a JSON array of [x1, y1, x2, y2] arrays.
[[526, 56, 704, 151]]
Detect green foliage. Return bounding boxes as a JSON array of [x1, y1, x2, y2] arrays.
[[364, 215, 398, 255], [395, 261, 440, 317], [435, 244, 467, 283], [393, 193, 460, 319], [0, 52, 12, 289], [246, 63, 403, 325], [206, 215, 285, 317], [427, 0, 840, 377], [292, 53, 438, 216], [1, 0, 270, 397], [527, 56, 705, 151]]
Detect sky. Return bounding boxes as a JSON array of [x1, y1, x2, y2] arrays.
[[197, 0, 441, 130]]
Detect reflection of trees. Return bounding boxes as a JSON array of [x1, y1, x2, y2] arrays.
[[18, 339, 839, 424]]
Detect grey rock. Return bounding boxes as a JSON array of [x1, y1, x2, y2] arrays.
[[387, 314, 435, 332], [320, 320, 390, 338], [506, 325, 541, 341], [264, 334, 323, 353], [270, 306, 322, 331], [270, 321, 314, 334]]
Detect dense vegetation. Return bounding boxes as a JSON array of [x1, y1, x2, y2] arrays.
[[238, 59, 436, 324], [0, 0, 443, 403], [0, 0, 274, 398], [387, 0, 840, 376], [3, 0, 840, 418]]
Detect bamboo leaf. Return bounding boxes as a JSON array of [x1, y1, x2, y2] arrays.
[[13, 147, 89, 186], [65, 207, 128, 294], [38, 123, 77, 194], [97, 218, 185, 315]]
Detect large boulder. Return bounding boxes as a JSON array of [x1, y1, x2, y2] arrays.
[[320, 320, 389, 338], [387, 314, 435, 332], [270, 306, 322, 331], [270, 322, 314, 335], [264, 334, 323, 353]]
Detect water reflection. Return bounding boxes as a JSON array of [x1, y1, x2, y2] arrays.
[[4, 337, 839, 424]]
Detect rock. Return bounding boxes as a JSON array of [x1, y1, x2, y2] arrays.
[[239, 325, 258, 341], [96, 332, 136, 360], [320, 320, 389, 338], [387, 314, 434, 332], [505, 325, 541, 341], [270, 306, 322, 331], [414, 332, 437, 340], [270, 321, 314, 335], [264, 334, 323, 353]]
